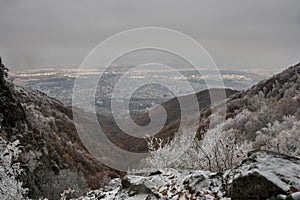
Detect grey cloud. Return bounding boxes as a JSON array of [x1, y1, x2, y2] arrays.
[[0, 0, 299, 72]]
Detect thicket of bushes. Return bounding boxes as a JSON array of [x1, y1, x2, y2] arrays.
[[146, 79, 300, 172]]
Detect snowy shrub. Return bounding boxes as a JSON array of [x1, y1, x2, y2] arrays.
[[145, 83, 300, 173], [145, 130, 195, 170], [0, 139, 28, 199], [223, 109, 252, 132], [36, 168, 88, 200], [146, 126, 252, 172], [195, 124, 251, 172], [253, 115, 300, 157]]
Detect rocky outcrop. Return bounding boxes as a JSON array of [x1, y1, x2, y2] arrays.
[[224, 151, 300, 200], [0, 57, 8, 84], [0, 58, 26, 139], [76, 151, 300, 200]]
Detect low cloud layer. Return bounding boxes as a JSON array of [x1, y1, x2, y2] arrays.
[[0, 0, 299, 72]]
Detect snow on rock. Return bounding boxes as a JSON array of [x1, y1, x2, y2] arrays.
[[76, 178, 123, 200], [75, 169, 226, 199], [76, 151, 300, 200], [224, 150, 300, 200], [183, 170, 223, 198]]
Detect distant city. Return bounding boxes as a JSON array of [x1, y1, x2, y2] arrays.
[[12, 67, 266, 118]]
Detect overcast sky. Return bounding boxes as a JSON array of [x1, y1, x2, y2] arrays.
[[0, 0, 300, 73]]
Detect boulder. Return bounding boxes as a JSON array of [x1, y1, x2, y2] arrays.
[[183, 170, 222, 196], [225, 151, 300, 200], [76, 151, 300, 200], [121, 176, 154, 196]]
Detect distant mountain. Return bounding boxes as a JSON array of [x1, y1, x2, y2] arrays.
[[101, 62, 300, 154], [197, 62, 300, 136], [99, 88, 238, 153]]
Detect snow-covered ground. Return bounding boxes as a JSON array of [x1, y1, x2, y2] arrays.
[[75, 151, 300, 200]]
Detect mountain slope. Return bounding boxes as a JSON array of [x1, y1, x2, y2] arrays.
[[99, 88, 238, 153], [0, 61, 121, 199], [95, 63, 300, 200], [2, 59, 299, 199], [197, 62, 300, 135], [104, 64, 300, 171]]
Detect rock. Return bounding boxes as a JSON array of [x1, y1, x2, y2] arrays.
[[0, 56, 8, 84], [292, 192, 300, 200], [76, 151, 300, 199], [270, 192, 300, 200], [121, 176, 153, 196], [183, 170, 222, 195], [149, 170, 162, 176], [229, 171, 286, 200], [77, 168, 225, 199], [104, 178, 122, 191], [225, 151, 300, 200]]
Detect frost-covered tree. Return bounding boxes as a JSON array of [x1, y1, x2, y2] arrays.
[[145, 126, 251, 172], [145, 75, 300, 173], [36, 168, 88, 200], [0, 139, 28, 199], [145, 130, 195, 170], [145, 87, 300, 172], [196, 125, 251, 172], [253, 115, 300, 157]]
